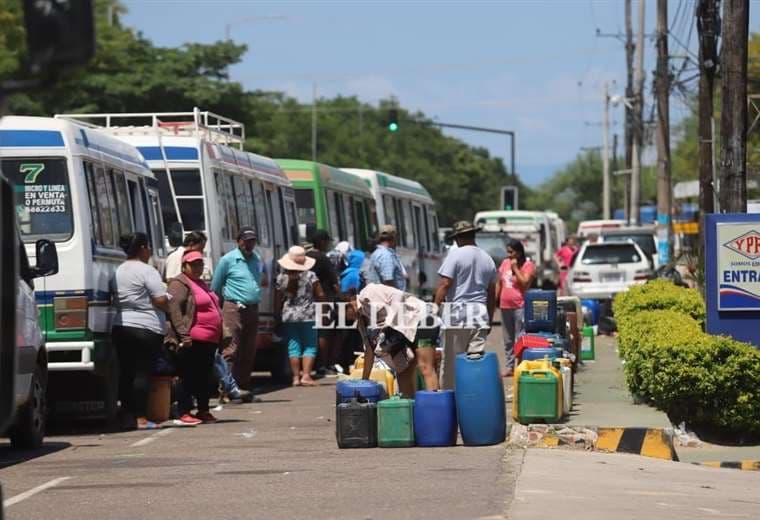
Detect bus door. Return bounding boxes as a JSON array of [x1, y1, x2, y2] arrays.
[[412, 203, 427, 287]]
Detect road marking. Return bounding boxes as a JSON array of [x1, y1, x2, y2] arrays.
[[129, 427, 174, 447], [4, 477, 71, 507]]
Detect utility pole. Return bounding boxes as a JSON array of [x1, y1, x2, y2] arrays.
[[655, 0, 672, 262], [612, 133, 620, 214], [719, 0, 749, 213], [624, 0, 635, 177], [630, 0, 646, 225], [697, 0, 719, 216], [602, 82, 611, 219]]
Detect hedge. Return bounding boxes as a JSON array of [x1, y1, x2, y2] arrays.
[[613, 279, 706, 325], [614, 281, 760, 435]]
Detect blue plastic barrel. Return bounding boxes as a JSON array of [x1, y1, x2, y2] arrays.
[[414, 390, 457, 447], [455, 352, 506, 446], [581, 299, 600, 326], [524, 290, 558, 333], [335, 380, 384, 404]]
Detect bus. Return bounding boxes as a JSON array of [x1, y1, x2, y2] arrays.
[[342, 168, 442, 298], [275, 159, 377, 250], [56, 109, 298, 381], [0, 116, 166, 419], [473, 210, 560, 288]]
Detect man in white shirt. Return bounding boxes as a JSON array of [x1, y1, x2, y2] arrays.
[[164, 230, 207, 281]]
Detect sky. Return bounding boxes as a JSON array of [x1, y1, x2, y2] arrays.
[[123, 0, 760, 187]]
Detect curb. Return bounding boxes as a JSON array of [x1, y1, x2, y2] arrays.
[[693, 460, 760, 471], [595, 427, 678, 461], [509, 425, 678, 461]]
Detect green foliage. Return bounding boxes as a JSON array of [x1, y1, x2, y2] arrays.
[[615, 281, 760, 435], [0, 0, 25, 79], [613, 279, 705, 325]]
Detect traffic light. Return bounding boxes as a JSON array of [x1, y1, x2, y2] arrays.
[[501, 185, 518, 210], [387, 109, 399, 132]]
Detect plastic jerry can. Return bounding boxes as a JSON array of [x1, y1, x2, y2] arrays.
[[335, 380, 385, 405], [455, 352, 506, 446], [414, 390, 457, 447], [520, 346, 563, 362], [554, 359, 573, 415], [524, 290, 558, 333], [581, 326, 596, 361], [348, 367, 396, 396], [517, 368, 562, 424], [377, 395, 415, 447], [512, 360, 552, 420], [336, 398, 378, 448]]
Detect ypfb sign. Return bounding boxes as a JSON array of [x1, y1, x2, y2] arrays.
[[717, 223, 760, 310]]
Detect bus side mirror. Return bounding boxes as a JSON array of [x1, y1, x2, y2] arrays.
[[32, 239, 58, 278], [23, 0, 95, 74]]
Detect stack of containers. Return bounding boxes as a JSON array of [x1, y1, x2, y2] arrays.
[[336, 380, 384, 449]]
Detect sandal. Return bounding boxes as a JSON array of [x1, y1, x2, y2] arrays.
[[137, 420, 159, 430], [300, 378, 318, 386]]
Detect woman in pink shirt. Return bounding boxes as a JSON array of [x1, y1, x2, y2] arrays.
[[554, 236, 578, 295], [495, 240, 536, 377], [166, 251, 223, 425]]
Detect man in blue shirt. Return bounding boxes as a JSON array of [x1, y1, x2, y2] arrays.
[[212, 227, 264, 394], [367, 225, 407, 291]]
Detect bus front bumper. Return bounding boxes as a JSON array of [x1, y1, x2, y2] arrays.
[[47, 341, 95, 372]]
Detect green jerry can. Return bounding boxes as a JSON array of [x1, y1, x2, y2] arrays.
[[581, 325, 596, 361], [377, 395, 415, 447], [517, 369, 561, 424]]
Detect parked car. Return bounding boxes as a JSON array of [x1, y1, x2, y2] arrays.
[[599, 226, 659, 270], [567, 241, 652, 300]]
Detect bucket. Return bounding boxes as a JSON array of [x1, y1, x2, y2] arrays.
[[147, 376, 173, 423]]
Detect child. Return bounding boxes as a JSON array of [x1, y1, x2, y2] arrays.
[[275, 246, 325, 386]]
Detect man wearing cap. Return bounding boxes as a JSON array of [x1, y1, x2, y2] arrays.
[[367, 224, 407, 291], [434, 221, 497, 390], [211, 227, 263, 394]]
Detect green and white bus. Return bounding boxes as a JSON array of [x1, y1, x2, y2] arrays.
[[276, 159, 377, 250], [343, 168, 442, 298]]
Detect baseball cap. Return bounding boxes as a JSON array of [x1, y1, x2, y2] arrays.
[[238, 227, 257, 241], [183, 251, 204, 263]]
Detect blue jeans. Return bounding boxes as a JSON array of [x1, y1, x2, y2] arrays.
[[214, 350, 239, 393], [501, 308, 524, 369]]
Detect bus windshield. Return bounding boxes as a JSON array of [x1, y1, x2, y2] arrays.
[[2, 158, 73, 242]]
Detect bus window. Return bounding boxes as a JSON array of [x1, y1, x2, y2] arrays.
[[326, 190, 340, 241], [213, 172, 230, 240], [294, 188, 316, 227], [383, 195, 397, 229], [333, 191, 346, 241], [153, 169, 180, 236], [233, 176, 253, 229], [128, 179, 147, 233], [422, 206, 432, 252], [268, 187, 285, 250], [286, 198, 299, 246], [94, 166, 117, 247], [177, 199, 205, 231], [170, 169, 202, 196], [343, 196, 355, 246], [413, 205, 424, 252], [147, 187, 167, 257], [354, 198, 368, 250], [405, 201, 416, 249], [251, 181, 270, 246], [224, 174, 239, 240], [110, 170, 133, 235], [83, 161, 102, 245], [277, 187, 291, 245], [431, 213, 441, 252]]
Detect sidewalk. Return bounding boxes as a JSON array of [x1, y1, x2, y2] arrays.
[[507, 448, 760, 520], [567, 335, 670, 429]]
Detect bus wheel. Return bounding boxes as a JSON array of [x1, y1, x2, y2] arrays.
[[10, 362, 47, 449]]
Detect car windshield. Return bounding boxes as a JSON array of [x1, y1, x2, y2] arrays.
[[1, 157, 73, 242], [581, 244, 641, 265], [604, 233, 656, 256], [475, 233, 509, 260]]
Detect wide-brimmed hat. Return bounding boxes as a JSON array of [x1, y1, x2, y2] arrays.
[[278, 245, 316, 271], [447, 220, 481, 239]]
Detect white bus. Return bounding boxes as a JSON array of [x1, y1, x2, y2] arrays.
[[57, 109, 298, 381], [342, 168, 443, 298], [0, 116, 166, 419], [473, 210, 560, 288]]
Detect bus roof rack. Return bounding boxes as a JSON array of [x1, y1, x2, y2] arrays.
[[55, 107, 245, 149]]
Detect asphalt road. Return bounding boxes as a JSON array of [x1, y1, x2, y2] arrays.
[[0, 328, 517, 520]]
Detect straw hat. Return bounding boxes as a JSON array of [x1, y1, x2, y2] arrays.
[[447, 220, 481, 239], [278, 245, 316, 271]]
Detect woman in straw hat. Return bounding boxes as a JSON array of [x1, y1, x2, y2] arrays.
[[275, 246, 326, 386]]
